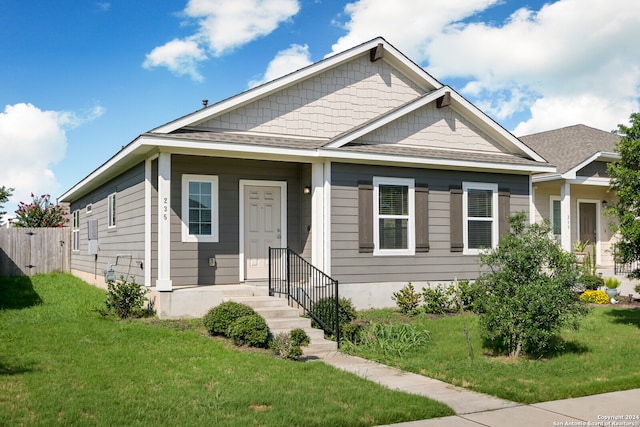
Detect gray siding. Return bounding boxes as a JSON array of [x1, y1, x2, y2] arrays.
[[70, 162, 146, 283], [330, 163, 529, 284], [168, 155, 310, 285]]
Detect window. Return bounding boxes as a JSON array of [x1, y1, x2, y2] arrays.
[[373, 177, 414, 255], [72, 210, 80, 252], [181, 174, 219, 242], [86, 203, 92, 214], [107, 193, 116, 228], [463, 182, 498, 254], [550, 197, 561, 239]]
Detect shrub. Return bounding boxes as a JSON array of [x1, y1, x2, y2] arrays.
[[227, 314, 271, 347], [392, 283, 421, 314], [289, 328, 310, 347], [270, 328, 310, 360], [13, 193, 68, 228], [312, 297, 357, 331], [340, 320, 367, 344], [422, 284, 452, 314], [456, 280, 484, 313], [203, 301, 256, 336], [580, 290, 610, 304], [104, 276, 148, 319], [578, 274, 604, 291], [476, 213, 589, 358]]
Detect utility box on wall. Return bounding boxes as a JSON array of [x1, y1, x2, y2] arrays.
[[87, 219, 98, 255]]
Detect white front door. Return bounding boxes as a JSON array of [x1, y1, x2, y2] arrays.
[[244, 185, 283, 280]]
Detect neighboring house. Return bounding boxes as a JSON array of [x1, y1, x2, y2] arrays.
[[520, 124, 621, 267], [59, 37, 553, 316]]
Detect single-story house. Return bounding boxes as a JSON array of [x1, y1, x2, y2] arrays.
[[520, 124, 621, 267], [59, 37, 554, 317]]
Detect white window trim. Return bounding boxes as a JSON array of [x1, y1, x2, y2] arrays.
[[72, 210, 80, 252], [181, 174, 219, 243], [86, 203, 92, 215], [373, 176, 415, 256], [550, 196, 561, 240], [462, 182, 498, 255], [107, 193, 116, 229]]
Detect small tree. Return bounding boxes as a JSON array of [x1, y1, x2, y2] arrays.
[[476, 213, 588, 358], [13, 193, 68, 228], [0, 186, 13, 223], [607, 113, 640, 270]]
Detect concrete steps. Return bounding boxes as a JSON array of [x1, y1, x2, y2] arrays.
[[227, 295, 338, 354]]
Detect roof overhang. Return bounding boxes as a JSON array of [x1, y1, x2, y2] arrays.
[[60, 133, 555, 202], [532, 151, 619, 183]]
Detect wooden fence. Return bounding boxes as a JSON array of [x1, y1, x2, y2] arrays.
[[0, 227, 70, 276]]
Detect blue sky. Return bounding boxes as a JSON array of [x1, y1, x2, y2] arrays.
[[1, 0, 639, 219]]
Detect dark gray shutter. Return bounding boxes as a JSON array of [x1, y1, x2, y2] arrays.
[[450, 186, 463, 252], [358, 182, 374, 253], [498, 190, 511, 238], [415, 185, 429, 252]]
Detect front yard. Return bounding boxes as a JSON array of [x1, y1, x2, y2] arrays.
[[347, 306, 640, 404], [0, 274, 452, 427]]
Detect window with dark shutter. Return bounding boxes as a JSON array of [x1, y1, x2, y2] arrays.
[[358, 182, 374, 253], [450, 187, 463, 252], [415, 186, 429, 252], [498, 190, 510, 238]]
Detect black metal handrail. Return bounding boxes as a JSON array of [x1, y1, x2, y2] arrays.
[[268, 247, 339, 346]]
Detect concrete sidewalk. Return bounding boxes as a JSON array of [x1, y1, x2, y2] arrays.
[[308, 351, 640, 427]]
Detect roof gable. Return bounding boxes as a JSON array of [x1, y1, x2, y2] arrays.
[[153, 37, 442, 135]]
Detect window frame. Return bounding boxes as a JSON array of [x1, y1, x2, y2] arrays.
[[373, 176, 415, 256], [181, 174, 219, 243], [107, 193, 116, 229], [72, 210, 80, 252], [462, 182, 498, 255]]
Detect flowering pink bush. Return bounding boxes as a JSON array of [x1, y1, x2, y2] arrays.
[[13, 193, 69, 228]]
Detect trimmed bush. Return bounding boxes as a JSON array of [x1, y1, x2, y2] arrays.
[[227, 314, 271, 347], [579, 274, 604, 291], [203, 301, 256, 336], [289, 328, 310, 347], [311, 297, 357, 331], [422, 284, 451, 314]]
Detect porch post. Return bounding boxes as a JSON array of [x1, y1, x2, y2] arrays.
[[560, 181, 572, 252], [311, 162, 325, 271], [156, 152, 173, 291]]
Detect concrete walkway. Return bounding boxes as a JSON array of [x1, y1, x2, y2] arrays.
[[308, 351, 640, 427]]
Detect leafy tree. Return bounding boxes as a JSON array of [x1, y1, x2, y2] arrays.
[[475, 213, 588, 358], [0, 186, 13, 223], [13, 193, 69, 228], [607, 113, 640, 269]]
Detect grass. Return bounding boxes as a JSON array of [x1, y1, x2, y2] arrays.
[[0, 274, 453, 426], [348, 307, 640, 404]]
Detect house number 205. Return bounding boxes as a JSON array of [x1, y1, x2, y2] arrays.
[[163, 197, 169, 221]]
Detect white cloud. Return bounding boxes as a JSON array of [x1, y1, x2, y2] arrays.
[[144, 0, 300, 81], [143, 38, 207, 82], [332, 0, 640, 134], [329, 0, 499, 60], [0, 103, 104, 214], [248, 43, 312, 88]]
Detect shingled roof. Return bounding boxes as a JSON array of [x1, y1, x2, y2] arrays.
[[519, 124, 620, 175]]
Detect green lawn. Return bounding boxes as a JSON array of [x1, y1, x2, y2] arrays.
[[0, 274, 453, 426], [349, 306, 640, 404]]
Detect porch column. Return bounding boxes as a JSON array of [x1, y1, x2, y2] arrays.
[[144, 156, 154, 287], [156, 152, 173, 291], [560, 181, 572, 252], [311, 161, 325, 271]]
